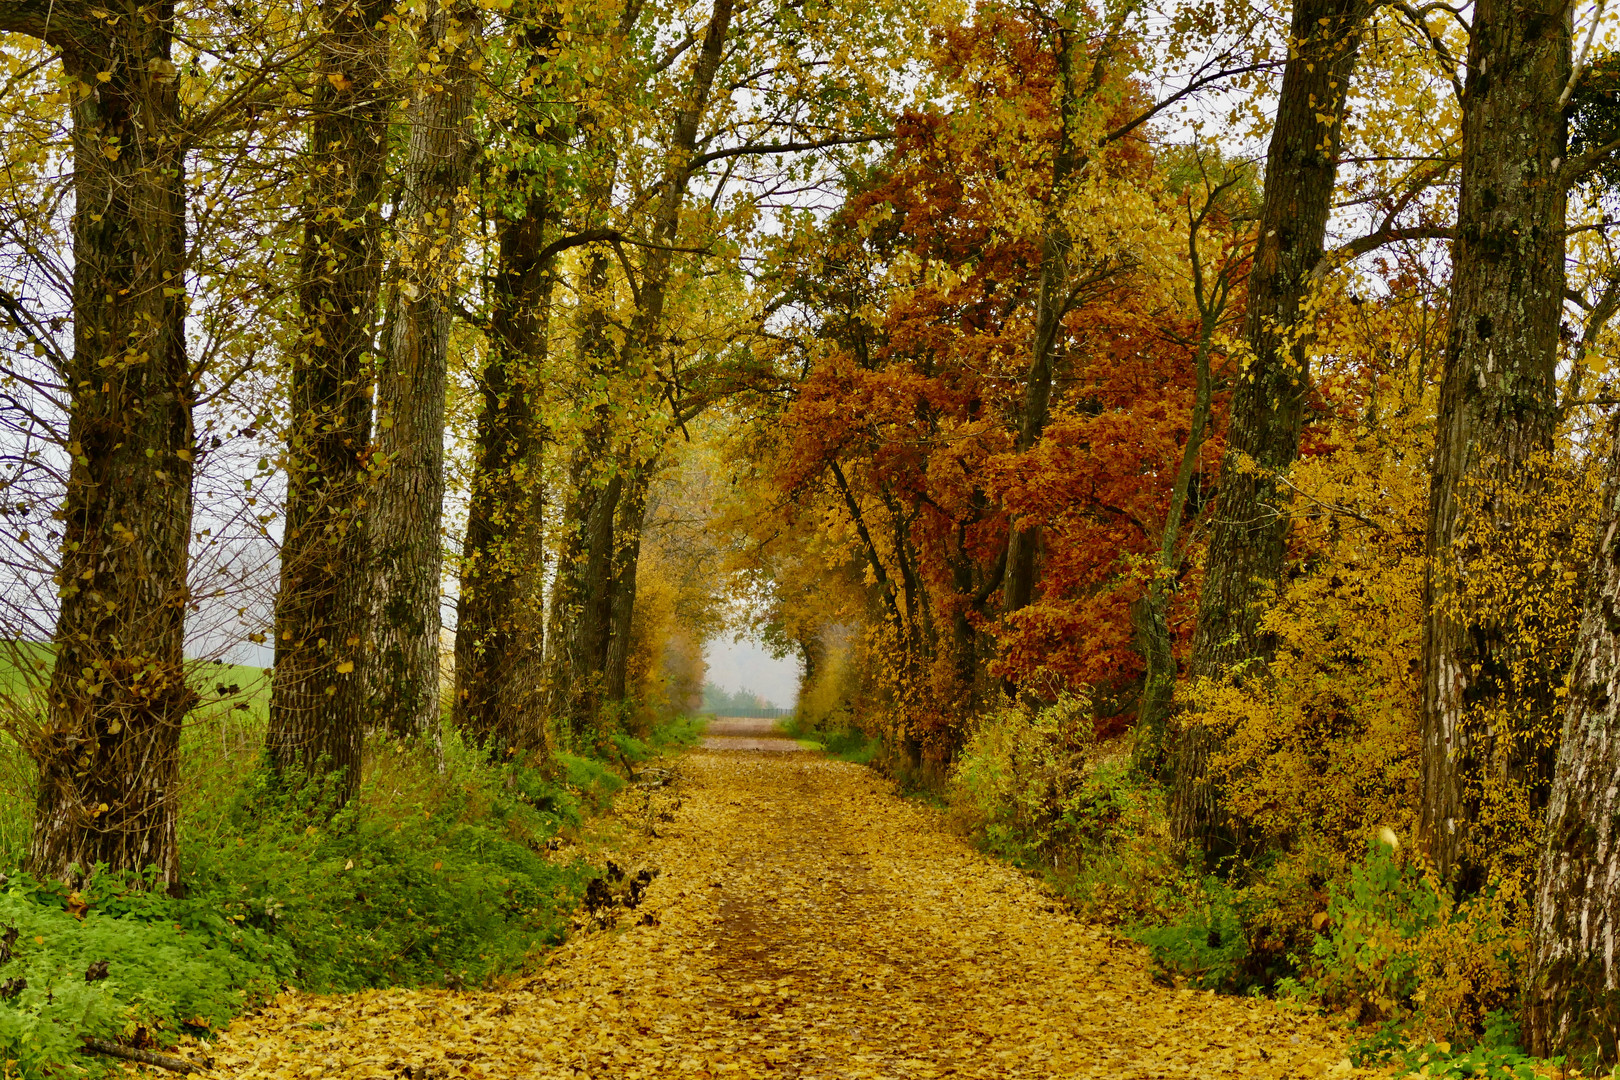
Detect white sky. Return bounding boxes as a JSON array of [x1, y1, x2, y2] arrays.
[[704, 632, 800, 708]]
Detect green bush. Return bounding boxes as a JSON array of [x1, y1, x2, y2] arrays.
[[648, 713, 707, 750], [557, 753, 626, 812], [948, 695, 1145, 867], [1130, 882, 1249, 990], [1312, 837, 1526, 1047], [187, 735, 595, 992], [1351, 1011, 1556, 1078], [0, 870, 290, 1076], [605, 714, 707, 766], [779, 712, 877, 764]]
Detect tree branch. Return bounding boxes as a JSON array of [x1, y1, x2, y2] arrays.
[[534, 228, 711, 266], [1331, 224, 1453, 261], [687, 133, 891, 170], [1099, 61, 1277, 148], [81, 1039, 209, 1075], [0, 0, 90, 48]]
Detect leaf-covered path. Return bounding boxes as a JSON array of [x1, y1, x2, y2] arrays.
[[205, 727, 1359, 1078]]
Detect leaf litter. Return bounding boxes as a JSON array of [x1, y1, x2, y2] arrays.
[[176, 745, 1364, 1078]]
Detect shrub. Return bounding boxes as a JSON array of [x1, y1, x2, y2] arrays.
[[948, 694, 1141, 866], [1312, 837, 1526, 1046], [183, 732, 596, 993], [1130, 881, 1248, 990], [557, 753, 626, 812], [0, 870, 290, 1077]]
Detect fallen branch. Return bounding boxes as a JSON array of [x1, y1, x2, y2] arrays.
[[81, 1038, 210, 1074]]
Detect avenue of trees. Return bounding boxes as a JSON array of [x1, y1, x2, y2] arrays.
[[6, 0, 1620, 1064]]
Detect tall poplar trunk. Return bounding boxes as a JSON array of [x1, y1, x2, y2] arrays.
[[371, 0, 481, 740], [453, 187, 553, 758], [1525, 419, 1620, 1067], [604, 467, 651, 704], [1417, 0, 1569, 885], [267, 0, 390, 805], [543, 250, 616, 739], [5, 0, 197, 886], [1170, 0, 1369, 855], [572, 469, 621, 728]]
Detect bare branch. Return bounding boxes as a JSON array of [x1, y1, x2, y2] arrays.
[[687, 133, 892, 170]]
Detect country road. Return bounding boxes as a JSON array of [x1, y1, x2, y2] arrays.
[[199, 726, 1360, 1078]]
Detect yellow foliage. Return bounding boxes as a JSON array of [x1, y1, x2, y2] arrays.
[[1196, 376, 1431, 864]]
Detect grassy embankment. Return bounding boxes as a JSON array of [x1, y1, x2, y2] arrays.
[[0, 644, 704, 1076]]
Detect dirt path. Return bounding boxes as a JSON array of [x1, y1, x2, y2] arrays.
[[203, 736, 1360, 1079]]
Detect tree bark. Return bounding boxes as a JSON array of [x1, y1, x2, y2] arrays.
[[453, 184, 553, 759], [4, 0, 197, 887], [1419, 0, 1568, 884], [1525, 419, 1620, 1067], [370, 0, 481, 741], [604, 466, 651, 704], [266, 0, 390, 806], [1170, 0, 1369, 856]]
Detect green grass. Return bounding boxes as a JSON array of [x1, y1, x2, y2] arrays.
[[776, 715, 877, 764], [0, 654, 709, 1077]]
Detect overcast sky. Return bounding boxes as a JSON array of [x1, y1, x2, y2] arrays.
[[705, 633, 799, 708]]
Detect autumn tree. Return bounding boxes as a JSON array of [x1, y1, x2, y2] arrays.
[[1130, 157, 1250, 769], [541, 0, 910, 738], [1524, 415, 1620, 1066], [1418, 0, 1569, 884], [453, 9, 563, 758], [370, 0, 483, 741]]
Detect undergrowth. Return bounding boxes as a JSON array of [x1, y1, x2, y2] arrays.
[[942, 697, 1566, 1075], [0, 699, 702, 1077], [776, 712, 877, 764]]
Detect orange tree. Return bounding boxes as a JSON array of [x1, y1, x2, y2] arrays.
[[740, 2, 1253, 767]]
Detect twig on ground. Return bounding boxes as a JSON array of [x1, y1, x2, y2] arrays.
[[81, 1037, 211, 1074]]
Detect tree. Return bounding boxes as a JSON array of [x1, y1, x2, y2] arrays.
[[1130, 158, 1250, 771], [1525, 416, 1620, 1066], [1002, 0, 1138, 620], [453, 58, 559, 756], [370, 0, 482, 741], [1418, 0, 1569, 884], [0, 0, 198, 886], [1170, 0, 1371, 857], [267, 0, 392, 804]]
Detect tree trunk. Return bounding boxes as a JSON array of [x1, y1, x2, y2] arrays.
[[1002, 10, 1082, 619], [16, 0, 197, 887], [1419, 0, 1568, 880], [453, 186, 553, 759], [370, 0, 481, 740], [1170, 0, 1369, 856], [1133, 302, 1217, 774], [604, 466, 651, 704], [1524, 418, 1620, 1067], [1419, 0, 1568, 885], [543, 250, 616, 739], [574, 469, 622, 726], [266, 0, 390, 806]]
